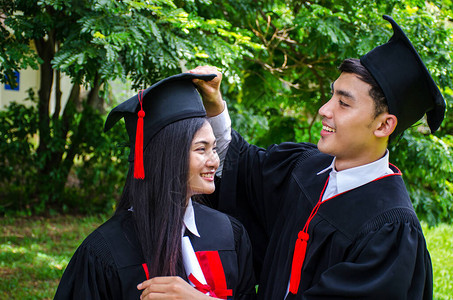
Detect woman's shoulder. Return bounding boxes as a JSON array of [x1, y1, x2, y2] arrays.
[[78, 212, 143, 268], [76, 228, 116, 267]]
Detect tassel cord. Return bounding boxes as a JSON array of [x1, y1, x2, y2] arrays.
[[289, 177, 330, 294], [134, 90, 145, 179]]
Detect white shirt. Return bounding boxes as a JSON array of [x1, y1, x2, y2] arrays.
[[183, 198, 200, 237], [317, 151, 394, 201], [181, 199, 211, 291]]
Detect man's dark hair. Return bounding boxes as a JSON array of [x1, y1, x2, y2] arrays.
[[117, 117, 207, 279], [339, 58, 388, 118]]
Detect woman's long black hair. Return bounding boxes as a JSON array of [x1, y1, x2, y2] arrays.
[[116, 117, 207, 278]]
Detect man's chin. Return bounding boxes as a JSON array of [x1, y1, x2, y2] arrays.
[[317, 139, 334, 156]]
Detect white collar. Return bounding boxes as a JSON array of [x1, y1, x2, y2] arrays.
[[317, 150, 394, 196], [182, 198, 200, 237]]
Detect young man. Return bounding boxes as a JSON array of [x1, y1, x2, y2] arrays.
[[189, 15, 445, 299]]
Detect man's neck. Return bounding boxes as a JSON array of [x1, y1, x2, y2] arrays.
[[334, 149, 388, 172]]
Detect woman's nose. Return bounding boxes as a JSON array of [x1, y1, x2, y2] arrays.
[[207, 151, 220, 168]]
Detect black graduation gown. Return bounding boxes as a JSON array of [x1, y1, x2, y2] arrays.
[[213, 130, 432, 299], [54, 202, 256, 300]]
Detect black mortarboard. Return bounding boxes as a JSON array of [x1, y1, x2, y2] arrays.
[[360, 15, 446, 138], [104, 73, 216, 179]]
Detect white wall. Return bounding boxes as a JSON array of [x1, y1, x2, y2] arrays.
[[1, 66, 73, 115], [0, 67, 39, 109]]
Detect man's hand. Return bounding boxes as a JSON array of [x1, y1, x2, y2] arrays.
[[188, 66, 224, 117], [137, 276, 215, 300]]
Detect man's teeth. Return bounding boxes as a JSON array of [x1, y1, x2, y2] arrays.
[[323, 125, 336, 133]]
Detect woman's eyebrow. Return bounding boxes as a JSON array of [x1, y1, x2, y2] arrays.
[[193, 139, 217, 145]]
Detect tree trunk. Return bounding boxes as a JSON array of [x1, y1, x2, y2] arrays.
[[48, 83, 81, 201], [46, 83, 81, 177], [35, 36, 54, 161], [53, 69, 62, 121], [55, 77, 102, 201], [33, 30, 56, 202]]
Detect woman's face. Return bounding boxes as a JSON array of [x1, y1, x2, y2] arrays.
[[187, 122, 220, 199]]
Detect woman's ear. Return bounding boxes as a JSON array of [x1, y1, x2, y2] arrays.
[[374, 113, 397, 138]]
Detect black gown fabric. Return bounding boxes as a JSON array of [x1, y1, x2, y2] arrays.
[[213, 130, 432, 300], [54, 202, 256, 300]]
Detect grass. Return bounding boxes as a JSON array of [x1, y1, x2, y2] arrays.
[[0, 215, 452, 299], [423, 222, 453, 300], [0, 214, 109, 300]]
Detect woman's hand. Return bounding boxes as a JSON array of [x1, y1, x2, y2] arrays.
[[188, 66, 224, 117], [137, 276, 216, 300]]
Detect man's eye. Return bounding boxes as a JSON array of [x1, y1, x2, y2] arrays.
[[339, 100, 349, 107]]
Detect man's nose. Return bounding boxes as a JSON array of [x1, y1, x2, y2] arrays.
[[318, 98, 333, 118]]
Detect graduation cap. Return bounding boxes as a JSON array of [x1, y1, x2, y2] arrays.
[[360, 15, 446, 138], [104, 73, 216, 179]]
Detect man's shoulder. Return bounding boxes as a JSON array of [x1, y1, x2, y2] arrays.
[[322, 176, 418, 239]]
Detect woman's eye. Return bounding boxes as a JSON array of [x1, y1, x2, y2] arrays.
[[196, 147, 206, 152]]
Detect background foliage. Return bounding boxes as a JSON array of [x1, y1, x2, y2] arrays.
[[0, 0, 452, 225], [0, 0, 257, 214]]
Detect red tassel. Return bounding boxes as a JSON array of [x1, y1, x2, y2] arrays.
[[289, 231, 309, 295], [134, 91, 145, 179], [288, 177, 329, 295]]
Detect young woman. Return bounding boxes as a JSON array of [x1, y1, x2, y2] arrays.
[[54, 74, 256, 300]]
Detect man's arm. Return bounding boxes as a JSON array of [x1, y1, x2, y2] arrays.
[[189, 66, 231, 177], [188, 66, 224, 117], [207, 104, 231, 177]]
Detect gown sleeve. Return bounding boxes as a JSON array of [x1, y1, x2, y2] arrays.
[[53, 230, 123, 300], [219, 130, 318, 229], [303, 221, 433, 300], [217, 130, 318, 277], [227, 215, 257, 300]]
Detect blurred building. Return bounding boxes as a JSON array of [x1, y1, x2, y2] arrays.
[[1, 67, 73, 114]]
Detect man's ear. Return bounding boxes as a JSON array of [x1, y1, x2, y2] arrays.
[[374, 113, 397, 138]]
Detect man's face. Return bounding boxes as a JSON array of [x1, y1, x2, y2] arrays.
[[317, 72, 383, 170]]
